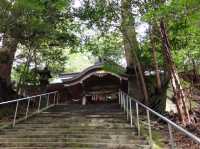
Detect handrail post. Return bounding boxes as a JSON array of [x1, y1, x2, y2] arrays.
[[38, 95, 42, 112], [13, 101, 19, 127], [46, 93, 50, 107], [56, 92, 59, 104], [25, 98, 31, 119], [120, 91, 122, 106], [121, 92, 123, 108], [53, 92, 56, 105], [123, 94, 126, 112], [168, 123, 175, 149], [126, 95, 129, 120], [136, 102, 140, 136], [118, 91, 120, 105], [147, 109, 153, 146], [129, 98, 133, 127], [121, 92, 124, 109]]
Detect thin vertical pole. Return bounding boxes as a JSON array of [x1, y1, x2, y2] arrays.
[[126, 95, 129, 120], [53, 92, 56, 105], [121, 91, 122, 105], [129, 98, 133, 127], [121, 93, 122, 108], [123, 94, 126, 112], [38, 95, 42, 112], [46, 93, 50, 107], [168, 123, 175, 149], [147, 109, 152, 145], [56, 92, 59, 104], [25, 98, 31, 119], [118, 91, 120, 105], [121, 92, 124, 108], [13, 101, 19, 127], [136, 102, 140, 136]]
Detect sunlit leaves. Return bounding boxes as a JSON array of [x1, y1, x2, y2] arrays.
[[142, 0, 200, 72], [81, 32, 123, 63]]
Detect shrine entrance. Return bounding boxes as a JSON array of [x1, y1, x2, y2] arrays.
[[58, 63, 128, 105], [82, 72, 123, 104]]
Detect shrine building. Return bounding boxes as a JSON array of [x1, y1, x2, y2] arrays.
[[51, 61, 128, 105]]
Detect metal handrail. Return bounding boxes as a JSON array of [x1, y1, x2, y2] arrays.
[[0, 91, 59, 128], [132, 96, 200, 143], [119, 91, 200, 148], [0, 91, 57, 105]]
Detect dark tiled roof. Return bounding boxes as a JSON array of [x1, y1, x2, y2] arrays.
[[59, 61, 127, 86]]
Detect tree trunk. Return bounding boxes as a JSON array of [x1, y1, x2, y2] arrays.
[[16, 50, 32, 95], [0, 34, 18, 100], [191, 58, 198, 83], [150, 32, 162, 93], [0, 34, 18, 84], [121, 0, 149, 104], [159, 19, 191, 125]]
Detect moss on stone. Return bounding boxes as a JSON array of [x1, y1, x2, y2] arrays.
[[138, 119, 168, 149]]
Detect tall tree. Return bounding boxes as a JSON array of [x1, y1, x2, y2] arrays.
[[120, 0, 149, 104], [140, 0, 200, 124], [0, 0, 75, 88], [75, 0, 149, 103], [159, 19, 191, 125]]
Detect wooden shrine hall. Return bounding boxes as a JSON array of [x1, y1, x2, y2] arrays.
[[55, 62, 128, 105]]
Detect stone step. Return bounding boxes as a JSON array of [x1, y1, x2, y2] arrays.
[[0, 141, 151, 149], [31, 114, 125, 118], [12, 123, 132, 129], [24, 120, 128, 125], [0, 146, 90, 149], [12, 123, 131, 128], [46, 104, 121, 111], [0, 104, 150, 149], [0, 129, 137, 136], [26, 117, 128, 123], [11, 127, 133, 132], [0, 130, 136, 137], [45, 109, 123, 113], [0, 136, 147, 144], [0, 147, 93, 149], [19, 117, 127, 123], [0, 134, 139, 139], [1, 127, 135, 133], [31, 114, 126, 119], [39, 112, 125, 117]]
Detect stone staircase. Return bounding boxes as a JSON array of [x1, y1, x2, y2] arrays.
[[0, 103, 151, 149]]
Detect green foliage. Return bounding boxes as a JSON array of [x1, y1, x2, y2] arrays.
[[12, 45, 68, 86], [142, 0, 200, 73], [0, 0, 81, 85], [12, 64, 39, 85], [38, 47, 68, 75], [2, 0, 200, 87], [81, 32, 123, 63], [65, 52, 94, 73], [0, 0, 79, 52], [75, 0, 119, 32]]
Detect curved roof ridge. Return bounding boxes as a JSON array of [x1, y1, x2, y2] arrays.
[[62, 62, 104, 83], [62, 61, 127, 86]]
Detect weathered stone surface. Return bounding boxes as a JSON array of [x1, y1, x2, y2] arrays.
[[0, 104, 150, 148]]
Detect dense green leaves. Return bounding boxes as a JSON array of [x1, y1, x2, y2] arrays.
[[81, 32, 123, 63], [0, 0, 79, 87], [141, 0, 200, 72], [1, 0, 200, 88]]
